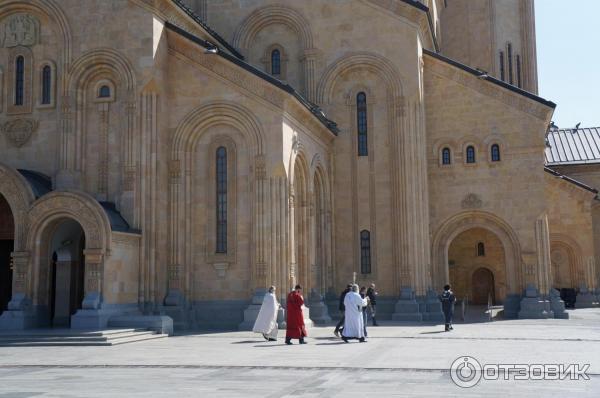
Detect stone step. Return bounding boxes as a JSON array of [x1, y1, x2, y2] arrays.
[[0, 329, 168, 347]]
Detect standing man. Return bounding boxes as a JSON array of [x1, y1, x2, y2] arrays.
[[359, 286, 369, 338], [440, 284, 456, 332], [286, 285, 307, 345], [252, 286, 280, 341], [334, 284, 352, 337], [341, 284, 368, 343], [366, 283, 379, 326]]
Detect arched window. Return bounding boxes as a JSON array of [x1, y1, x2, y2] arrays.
[[477, 242, 485, 257], [507, 43, 514, 85], [516, 55, 522, 88], [216, 146, 228, 254], [271, 49, 281, 76], [499, 51, 505, 82], [442, 147, 451, 165], [491, 144, 501, 162], [466, 145, 476, 164], [41, 65, 52, 105], [15, 56, 24, 106], [98, 85, 111, 98], [357, 92, 368, 156], [360, 230, 371, 274]]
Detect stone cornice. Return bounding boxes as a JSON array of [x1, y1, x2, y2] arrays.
[[130, 0, 227, 52], [425, 54, 553, 122]]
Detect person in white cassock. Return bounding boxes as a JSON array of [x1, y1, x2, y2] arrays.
[[253, 286, 280, 341], [341, 284, 368, 343]]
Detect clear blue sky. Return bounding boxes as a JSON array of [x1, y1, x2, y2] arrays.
[[536, 0, 600, 128]]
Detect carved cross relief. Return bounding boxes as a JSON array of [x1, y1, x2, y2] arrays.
[[1, 14, 39, 48]]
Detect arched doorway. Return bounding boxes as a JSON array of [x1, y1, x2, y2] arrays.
[[0, 194, 14, 316], [445, 226, 509, 305], [471, 267, 496, 305], [41, 219, 86, 327]]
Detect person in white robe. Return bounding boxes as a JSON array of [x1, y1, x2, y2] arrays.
[[253, 286, 280, 341], [341, 284, 368, 343]]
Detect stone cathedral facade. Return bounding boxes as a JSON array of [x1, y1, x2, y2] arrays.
[[0, 0, 598, 331]]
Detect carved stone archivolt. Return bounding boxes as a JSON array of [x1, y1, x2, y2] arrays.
[[0, 163, 35, 250], [1, 14, 39, 48], [26, 192, 111, 251], [1, 119, 38, 148]]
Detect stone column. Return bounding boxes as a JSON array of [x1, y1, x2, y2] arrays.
[[0, 251, 35, 330], [518, 215, 553, 319]]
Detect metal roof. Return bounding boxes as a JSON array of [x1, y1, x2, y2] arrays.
[[545, 127, 600, 165]]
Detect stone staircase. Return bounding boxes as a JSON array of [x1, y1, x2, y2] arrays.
[[0, 328, 169, 347]]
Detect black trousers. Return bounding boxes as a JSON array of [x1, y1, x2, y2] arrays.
[[335, 313, 345, 332]]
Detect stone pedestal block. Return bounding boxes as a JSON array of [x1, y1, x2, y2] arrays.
[[391, 288, 423, 321], [307, 291, 332, 325], [421, 289, 445, 322], [549, 289, 569, 319], [518, 285, 553, 319], [576, 285, 599, 308], [238, 289, 267, 331], [0, 294, 37, 330]]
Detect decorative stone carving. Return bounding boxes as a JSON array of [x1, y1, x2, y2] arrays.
[[1, 119, 38, 148], [461, 193, 482, 209], [1, 14, 39, 48]]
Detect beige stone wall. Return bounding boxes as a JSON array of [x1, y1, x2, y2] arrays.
[[545, 174, 596, 289], [425, 53, 552, 293], [104, 233, 140, 305]]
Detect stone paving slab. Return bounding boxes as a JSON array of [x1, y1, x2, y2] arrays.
[[0, 308, 599, 397]]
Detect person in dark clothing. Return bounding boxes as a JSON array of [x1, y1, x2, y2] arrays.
[[334, 284, 353, 337], [366, 283, 379, 326], [360, 286, 368, 337], [439, 284, 456, 332]]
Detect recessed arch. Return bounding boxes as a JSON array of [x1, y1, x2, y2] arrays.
[[316, 52, 404, 105], [233, 5, 314, 51], [0, 0, 72, 74], [432, 211, 523, 295]]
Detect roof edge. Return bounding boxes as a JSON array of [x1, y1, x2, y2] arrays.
[[399, 0, 440, 51], [171, 0, 244, 60], [423, 49, 556, 109], [544, 166, 598, 194], [165, 22, 339, 136]]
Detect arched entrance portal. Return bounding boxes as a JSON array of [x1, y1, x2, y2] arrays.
[[447, 227, 506, 304], [0, 194, 14, 316], [41, 219, 86, 327]]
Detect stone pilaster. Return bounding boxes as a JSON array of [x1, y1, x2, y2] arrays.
[[301, 48, 319, 102]]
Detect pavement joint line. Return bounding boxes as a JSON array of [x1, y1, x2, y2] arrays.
[[173, 336, 600, 342], [0, 365, 598, 376]]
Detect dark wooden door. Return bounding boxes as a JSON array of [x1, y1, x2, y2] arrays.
[[0, 240, 14, 315], [471, 267, 495, 305]]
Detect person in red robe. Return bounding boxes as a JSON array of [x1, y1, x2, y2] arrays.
[[285, 285, 307, 345]]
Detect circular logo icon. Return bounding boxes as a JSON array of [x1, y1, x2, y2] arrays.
[[450, 356, 482, 388]]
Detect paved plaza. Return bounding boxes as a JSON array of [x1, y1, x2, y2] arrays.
[[1, 308, 599, 397]]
